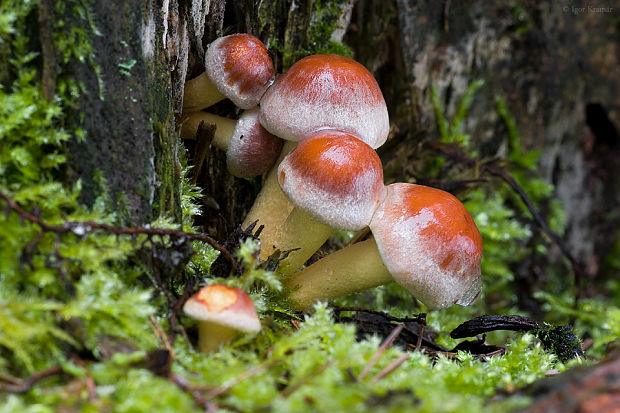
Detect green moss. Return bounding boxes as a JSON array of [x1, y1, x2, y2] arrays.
[[261, 0, 353, 71], [1, 3, 617, 412]]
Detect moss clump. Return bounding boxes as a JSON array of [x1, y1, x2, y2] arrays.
[[260, 0, 354, 71]]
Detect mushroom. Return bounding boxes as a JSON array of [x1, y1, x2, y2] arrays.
[[243, 54, 390, 259], [180, 108, 283, 178], [183, 34, 275, 112], [183, 284, 261, 353], [270, 131, 386, 273], [259, 54, 390, 148], [286, 183, 483, 310]]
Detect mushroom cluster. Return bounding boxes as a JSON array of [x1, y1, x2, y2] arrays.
[[181, 33, 485, 350]]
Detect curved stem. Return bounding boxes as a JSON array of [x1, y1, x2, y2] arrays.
[[180, 112, 236, 150], [270, 207, 334, 275], [183, 72, 226, 112], [243, 141, 297, 260], [285, 237, 393, 311]]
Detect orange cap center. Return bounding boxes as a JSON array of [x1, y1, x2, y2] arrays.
[[196, 285, 238, 313]]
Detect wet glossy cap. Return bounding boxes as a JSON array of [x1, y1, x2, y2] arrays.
[[259, 54, 389, 148], [183, 284, 261, 333], [227, 108, 284, 178], [278, 131, 386, 230], [369, 183, 483, 309], [205, 34, 275, 109]]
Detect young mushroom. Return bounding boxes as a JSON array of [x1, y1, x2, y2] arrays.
[[183, 34, 275, 112], [180, 108, 283, 178], [286, 183, 483, 310], [244, 54, 390, 259], [270, 131, 386, 273], [183, 284, 261, 353]]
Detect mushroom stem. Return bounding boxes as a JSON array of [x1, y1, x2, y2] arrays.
[[285, 237, 393, 311], [269, 207, 334, 274], [180, 112, 236, 150], [183, 72, 227, 112], [198, 320, 240, 353], [242, 140, 297, 259]]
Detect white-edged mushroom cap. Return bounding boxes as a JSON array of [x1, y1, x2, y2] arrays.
[[259, 54, 389, 149], [183, 284, 261, 333], [277, 131, 386, 230], [227, 108, 283, 178], [205, 34, 275, 109], [369, 183, 483, 309]]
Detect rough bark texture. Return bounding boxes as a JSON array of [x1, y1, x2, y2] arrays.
[[60, 0, 176, 225]]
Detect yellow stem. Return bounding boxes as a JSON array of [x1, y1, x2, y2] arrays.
[[183, 72, 226, 112], [197, 321, 239, 353], [179, 112, 236, 150], [286, 237, 393, 311], [243, 141, 297, 260], [271, 207, 334, 275]]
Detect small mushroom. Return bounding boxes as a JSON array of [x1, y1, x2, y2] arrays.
[[271, 131, 385, 273], [180, 109, 283, 178], [286, 183, 483, 310], [243, 54, 390, 258], [183, 284, 261, 353], [183, 34, 275, 112]]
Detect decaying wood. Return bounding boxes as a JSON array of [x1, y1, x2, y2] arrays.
[[518, 344, 620, 413]]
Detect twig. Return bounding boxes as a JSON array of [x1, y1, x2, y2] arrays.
[[0, 366, 63, 393], [358, 324, 403, 381], [192, 121, 216, 185], [450, 314, 542, 338], [332, 307, 427, 325], [205, 359, 279, 400], [480, 165, 581, 274], [169, 373, 214, 411], [415, 324, 424, 350], [0, 189, 236, 271], [367, 353, 410, 384], [149, 315, 177, 361]]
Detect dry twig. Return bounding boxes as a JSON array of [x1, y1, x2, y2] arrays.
[[0, 366, 63, 393], [358, 324, 404, 381], [0, 189, 236, 271]]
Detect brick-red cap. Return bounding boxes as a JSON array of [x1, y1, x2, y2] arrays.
[[227, 108, 283, 178], [278, 131, 386, 230], [259, 54, 389, 148], [205, 34, 274, 109], [369, 183, 483, 309]]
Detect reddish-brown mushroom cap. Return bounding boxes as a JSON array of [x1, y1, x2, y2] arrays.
[[183, 284, 261, 333], [277, 131, 385, 230], [259, 54, 390, 148], [205, 34, 275, 109], [227, 108, 284, 178], [369, 183, 483, 309]]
